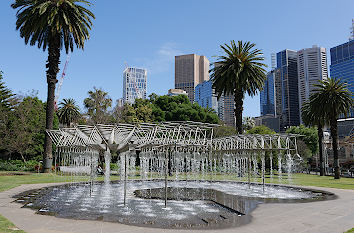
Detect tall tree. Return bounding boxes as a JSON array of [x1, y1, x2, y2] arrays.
[[57, 98, 81, 127], [301, 101, 326, 176], [211, 40, 267, 133], [310, 78, 353, 179], [12, 0, 95, 172], [0, 71, 15, 110], [84, 87, 112, 124]]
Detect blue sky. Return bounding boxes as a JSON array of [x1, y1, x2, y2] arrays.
[[0, 0, 353, 117]]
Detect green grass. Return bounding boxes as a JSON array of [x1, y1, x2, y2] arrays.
[[345, 228, 354, 233], [0, 215, 25, 233]]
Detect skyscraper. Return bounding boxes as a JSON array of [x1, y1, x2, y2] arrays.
[[175, 54, 210, 102], [195, 80, 224, 121], [123, 67, 147, 104], [260, 70, 277, 116], [277, 49, 300, 131], [297, 46, 328, 123], [330, 39, 354, 117]]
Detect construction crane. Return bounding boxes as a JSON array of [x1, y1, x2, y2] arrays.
[[54, 53, 71, 110]]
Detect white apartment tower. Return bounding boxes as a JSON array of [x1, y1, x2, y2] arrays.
[[123, 67, 147, 104], [297, 46, 328, 124]]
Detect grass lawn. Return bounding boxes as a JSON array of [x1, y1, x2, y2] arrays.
[[0, 215, 25, 233], [345, 229, 354, 233]]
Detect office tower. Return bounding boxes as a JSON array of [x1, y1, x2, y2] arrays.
[[123, 67, 147, 104], [330, 40, 354, 94], [222, 94, 235, 127], [195, 80, 224, 121], [277, 49, 300, 131], [167, 89, 188, 97], [175, 54, 210, 102], [260, 70, 277, 116], [297, 46, 328, 123]]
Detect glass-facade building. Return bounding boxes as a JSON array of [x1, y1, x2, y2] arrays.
[[195, 80, 223, 120], [330, 40, 354, 117], [123, 67, 147, 104], [277, 49, 300, 131], [260, 70, 276, 116]]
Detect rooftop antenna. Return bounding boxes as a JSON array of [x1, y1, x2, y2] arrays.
[[350, 19, 354, 41], [271, 53, 276, 70]]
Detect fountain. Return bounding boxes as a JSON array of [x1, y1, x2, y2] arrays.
[[14, 122, 336, 229]]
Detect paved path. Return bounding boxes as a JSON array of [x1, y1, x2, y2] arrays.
[[0, 183, 353, 233]]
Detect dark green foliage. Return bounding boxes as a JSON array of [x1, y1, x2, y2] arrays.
[[151, 95, 219, 124], [286, 125, 318, 156], [246, 125, 275, 134], [11, 0, 95, 53], [0, 95, 58, 162], [0, 160, 40, 171], [210, 40, 267, 133], [117, 94, 220, 124], [84, 87, 112, 124], [308, 77, 354, 179], [0, 71, 15, 110], [57, 98, 81, 126]]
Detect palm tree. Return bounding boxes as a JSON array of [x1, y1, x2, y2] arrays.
[[11, 0, 95, 172], [211, 40, 267, 133], [57, 98, 81, 127], [301, 101, 326, 176], [84, 87, 112, 124], [310, 78, 353, 179]]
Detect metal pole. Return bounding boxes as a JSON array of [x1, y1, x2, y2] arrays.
[[248, 153, 251, 188], [262, 152, 265, 192], [124, 152, 127, 206], [164, 148, 168, 208]]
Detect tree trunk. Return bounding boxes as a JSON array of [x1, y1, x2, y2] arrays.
[[317, 123, 324, 176], [43, 35, 61, 173], [330, 118, 340, 179], [234, 90, 244, 134], [20, 153, 26, 163]]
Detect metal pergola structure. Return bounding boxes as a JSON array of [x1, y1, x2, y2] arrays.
[[47, 121, 300, 207]]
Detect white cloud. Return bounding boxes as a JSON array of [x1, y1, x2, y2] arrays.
[[143, 42, 183, 75]]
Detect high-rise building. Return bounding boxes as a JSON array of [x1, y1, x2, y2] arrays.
[[277, 49, 300, 131], [175, 54, 210, 102], [195, 80, 224, 121], [260, 70, 277, 116], [123, 67, 147, 104], [297, 46, 328, 123], [222, 94, 235, 127], [330, 39, 354, 118]]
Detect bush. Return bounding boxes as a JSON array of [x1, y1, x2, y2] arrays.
[[0, 160, 40, 171]]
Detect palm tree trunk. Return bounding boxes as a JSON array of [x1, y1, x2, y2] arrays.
[[43, 35, 61, 173], [330, 118, 340, 179], [317, 123, 324, 176], [234, 90, 244, 134]]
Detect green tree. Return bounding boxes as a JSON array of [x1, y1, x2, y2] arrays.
[[286, 125, 318, 156], [246, 125, 275, 135], [0, 71, 15, 110], [12, 0, 95, 172], [5, 96, 58, 162], [301, 101, 326, 176], [57, 98, 81, 127], [310, 78, 353, 179], [211, 40, 267, 133], [84, 87, 112, 124]]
